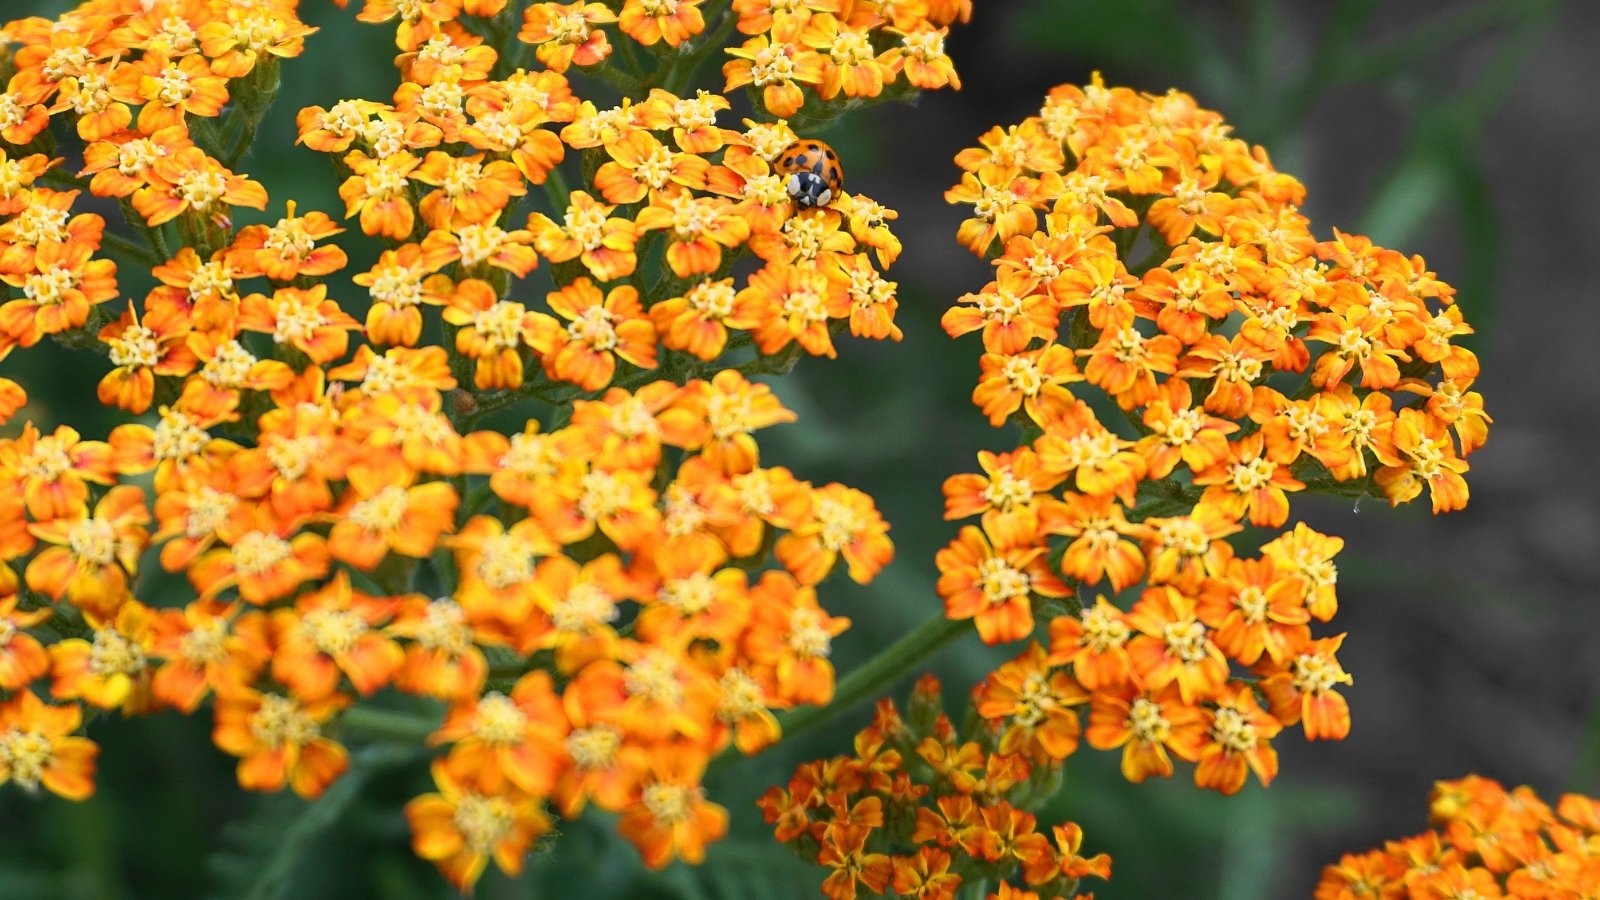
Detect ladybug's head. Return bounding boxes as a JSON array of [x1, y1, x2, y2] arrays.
[[785, 171, 834, 209]]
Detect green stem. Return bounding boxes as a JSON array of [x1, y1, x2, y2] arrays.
[[99, 230, 159, 268], [757, 613, 974, 758], [336, 704, 441, 744]]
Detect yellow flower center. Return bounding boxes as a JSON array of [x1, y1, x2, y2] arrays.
[[566, 725, 621, 770], [202, 340, 257, 388], [271, 297, 327, 348], [0, 95, 25, 131], [813, 496, 861, 551], [1161, 617, 1210, 664], [452, 793, 516, 853], [659, 573, 715, 615], [786, 607, 832, 658], [473, 692, 528, 744], [22, 265, 75, 306], [367, 263, 422, 307], [1078, 604, 1130, 652], [975, 284, 1024, 323], [642, 782, 698, 825], [415, 598, 472, 654], [458, 224, 510, 268], [781, 285, 828, 327], [568, 306, 619, 350], [662, 485, 707, 537], [1211, 706, 1257, 753], [388, 404, 456, 447], [640, 0, 680, 17], [1001, 355, 1043, 397], [750, 44, 798, 87], [782, 214, 831, 261], [551, 582, 617, 634], [976, 557, 1030, 606], [43, 46, 93, 82], [418, 81, 463, 118], [321, 100, 370, 138], [1291, 652, 1348, 695], [733, 472, 774, 515], [13, 205, 70, 244], [828, 29, 872, 67], [67, 517, 118, 566], [1040, 99, 1082, 143], [633, 146, 676, 191], [686, 280, 736, 319], [551, 10, 591, 43], [578, 471, 631, 520], [19, 439, 72, 481], [189, 261, 236, 300], [233, 531, 293, 576], [248, 693, 320, 748], [706, 392, 755, 440], [363, 161, 409, 200], [154, 64, 194, 106], [471, 111, 523, 151], [1126, 697, 1171, 744], [502, 432, 558, 480], [673, 92, 721, 131], [177, 168, 228, 209], [1235, 585, 1268, 623], [266, 434, 321, 482], [1227, 456, 1277, 493], [265, 219, 316, 261], [301, 608, 366, 656], [441, 158, 484, 200], [476, 533, 536, 589], [184, 487, 234, 538], [107, 324, 161, 369], [1013, 672, 1054, 727], [1082, 519, 1120, 553], [349, 486, 409, 532], [0, 727, 57, 791], [1407, 435, 1448, 480], [68, 72, 113, 115], [476, 300, 528, 351], [89, 626, 146, 676], [717, 668, 765, 720], [903, 29, 946, 60], [1157, 518, 1209, 558], [623, 651, 683, 706], [744, 123, 794, 160], [1215, 350, 1264, 384], [155, 16, 199, 53], [1163, 407, 1204, 445], [179, 616, 229, 664], [563, 201, 609, 249], [667, 194, 719, 239], [983, 470, 1033, 511]]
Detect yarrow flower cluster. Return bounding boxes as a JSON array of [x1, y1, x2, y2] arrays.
[[1317, 775, 1600, 898], [768, 77, 1492, 896], [938, 76, 1489, 783], [761, 675, 1111, 900], [0, 0, 967, 891]]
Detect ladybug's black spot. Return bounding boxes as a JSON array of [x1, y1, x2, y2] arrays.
[[824, 147, 837, 160]]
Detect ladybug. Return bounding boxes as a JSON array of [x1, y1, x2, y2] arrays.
[[777, 139, 844, 209]]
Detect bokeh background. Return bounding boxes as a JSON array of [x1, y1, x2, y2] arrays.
[[2, 1, 1596, 898]]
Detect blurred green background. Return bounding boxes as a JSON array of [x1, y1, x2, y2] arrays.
[[2, 0, 1593, 897]]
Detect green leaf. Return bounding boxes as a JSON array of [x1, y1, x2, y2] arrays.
[[205, 744, 423, 900]]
